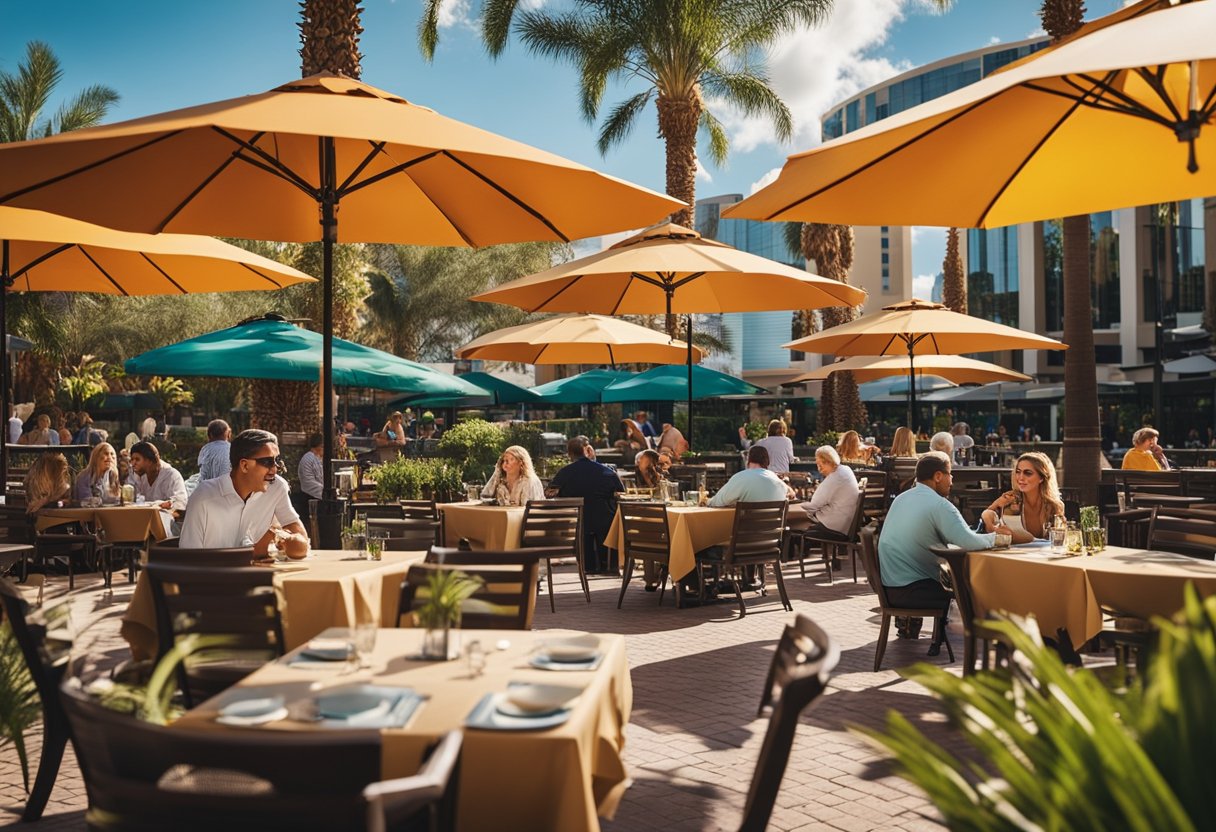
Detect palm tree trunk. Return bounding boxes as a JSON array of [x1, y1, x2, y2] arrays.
[[251, 380, 320, 438], [941, 227, 966, 313], [1060, 213, 1100, 504], [656, 91, 702, 228], [299, 0, 364, 78]]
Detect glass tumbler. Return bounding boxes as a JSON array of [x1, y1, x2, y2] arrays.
[[1049, 525, 1066, 554]]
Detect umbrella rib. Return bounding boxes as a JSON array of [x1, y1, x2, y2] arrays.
[[237, 263, 284, 289], [340, 150, 442, 194], [0, 131, 182, 205], [214, 128, 318, 196], [442, 152, 570, 243], [338, 141, 388, 194], [11, 243, 74, 281], [607, 276, 634, 316], [139, 254, 187, 294], [532, 277, 583, 313], [765, 92, 1005, 221], [78, 247, 129, 296], [670, 271, 706, 290]]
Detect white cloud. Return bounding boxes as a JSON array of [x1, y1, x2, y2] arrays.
[[912, 273, 936, 299], [436, 0, 474, 29], [695, 159, 713, 183], [988, 35, 1001, 45], [748, 166, 782, 195], [709, 0, 942, 153]]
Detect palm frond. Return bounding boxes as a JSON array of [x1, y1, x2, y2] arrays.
[[782, 222, 804, 262], [703, 68, 793, 141], [49, 84, 119, 136], [597, 90, 652, 156], [417, 0, 444, 60], [698, 108, 729, 166], [482, 0, 522, 57], [0, 41, 61, 143], [715, 0, 832, 57]]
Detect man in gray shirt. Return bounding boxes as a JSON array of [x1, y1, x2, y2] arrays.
[[196, 419, 232, 481], [298, 432, 325, 502]]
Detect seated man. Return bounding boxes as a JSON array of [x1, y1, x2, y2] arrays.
[[181, 429, 309, 559], [929, 431, 954, 457], [709, 445, 793, 507], [547, 435, 624, 574], [878, 451, 1010, 654], [196, 419, 232, 481], [128, 441, 189, 536], [798, 445, 860, 547]]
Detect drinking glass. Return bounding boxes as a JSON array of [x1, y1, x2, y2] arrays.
[[466, 483, 481, 503], [466, 639, 486, 678], [365, 529, 388, 561], [1049, 526, 1066, 554], [353, 622, 377, 669], [1064, 526, 1083, 555]]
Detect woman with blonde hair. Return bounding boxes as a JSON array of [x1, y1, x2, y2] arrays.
[[481, 445, 546, 506], [836, 430, 878, 465], [25, 452, 72, 513], [888, 426, 917, 459], [75, 442, 122, 504], [981, 451, 1064, 543], [634, 449, 664, 489], [375, 411, 408, 447]]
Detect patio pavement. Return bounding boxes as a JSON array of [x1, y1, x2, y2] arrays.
[[0, 557, 1007, 831]]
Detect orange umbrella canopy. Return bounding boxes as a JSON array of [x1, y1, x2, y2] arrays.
[[473, 223, 866, 314], [1, 208, 313, 294], [0, 73, 683, 246], [792, 354, 1032, 385], [457, 314, 703, 365]]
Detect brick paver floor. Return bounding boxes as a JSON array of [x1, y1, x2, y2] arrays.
[[0, 557, 1027, 830]]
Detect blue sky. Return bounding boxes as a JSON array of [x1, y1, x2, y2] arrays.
[[3, 0, 1130, 286]]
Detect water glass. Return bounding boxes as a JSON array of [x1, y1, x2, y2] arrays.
[[466, 483, 481, 503], [1049, 526, 1066, 554], [365, 529, 388, 561], [994, 532, 1012, 549], [466, 639, 486, 678], [1084, 526, 1106, 554], [1064, 526, 1084, 555], [353, 622, 377, 669]]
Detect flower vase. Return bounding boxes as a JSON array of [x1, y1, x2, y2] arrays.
[[421, 622, 461, 660]]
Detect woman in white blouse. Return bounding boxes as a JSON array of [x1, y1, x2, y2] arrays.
[[481, 445, 546, 506]]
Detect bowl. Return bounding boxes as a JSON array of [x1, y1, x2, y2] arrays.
[[503, 683, 580, 714], [219, 695, 285, 719], [540, 634, 601, 662]]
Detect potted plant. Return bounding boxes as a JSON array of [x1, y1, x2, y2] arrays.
[[1079, 504, 1105, 552], [427, 460, 465, 503], [341, 517, 366, 551], [411, 567, 484, 660]]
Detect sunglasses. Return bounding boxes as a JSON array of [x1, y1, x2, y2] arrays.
[[247, 455, 285, 471]]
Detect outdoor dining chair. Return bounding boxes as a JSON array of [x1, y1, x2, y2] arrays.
[[400, 551, 542, 630], [145, 561, 284, 707], [1146, 506, 1216, 559], [616, 502, 679, 608], [930, 545, 1010, 675], [788, 480, 867, 584], [858, 526, 954, 671], [0, 578, 73, 822], [148, 537, 257, 567], [740, 614, 840, 832], [96, 507, 157, 587], [697, 500, 790, 617], [60, 680, 461, 832], [520, 498, 589, 611]]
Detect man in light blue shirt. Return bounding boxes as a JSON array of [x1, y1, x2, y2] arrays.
[[709, 446, 792, 507], [196, 419, 232, 481], [879, 451, 1010, 651]]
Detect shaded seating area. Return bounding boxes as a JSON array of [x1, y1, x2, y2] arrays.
[[697, 501, 791, 617], [400, 549, 543, 629]]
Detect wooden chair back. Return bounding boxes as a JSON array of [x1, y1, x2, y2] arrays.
[[723, 501, 788, 569], [619, 502, 671, 565], [400, 499, 440, 521], [59, 682, 383, 831], [858, 526, 892, 607], [399, 552, 541, 630], [742, 614, 839, 832], [356, 503, 404, 521], [148, 538, 256, 568], [520, 498, 583, 557], [368, 518, 442, 549], [1147, 507, 1216, 560], [860, 471, 889, 518]]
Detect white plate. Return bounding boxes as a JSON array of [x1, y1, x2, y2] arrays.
[[539, 635, 601, 663], [219, 696, 284, 719], [216, 706, 289, 727], [316, 689, 391, 720], [502, 683, 581, 714]]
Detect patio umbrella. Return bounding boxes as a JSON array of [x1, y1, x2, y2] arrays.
[[601, 364, 766, 403], [530, 369, 632, 404], [784, 298, 1065, 428], [0, 207, 314, 497], [393, 371, 539, 408], [123, 316, 485, 397], [724, 0, 1216, 228], [0, 73, 683, 503], [474, 223, 865, 444], [456, 314, 703, 366], [793, 354, 1032, 385]]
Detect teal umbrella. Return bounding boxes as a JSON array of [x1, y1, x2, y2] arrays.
[[124, 316, 487, 397], [602, 364, 766, 402], [530, 369, 631, 404], [393, 371, 539, 408]]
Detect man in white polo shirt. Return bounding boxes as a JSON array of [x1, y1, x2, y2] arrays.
[[181, 428, 309, 558]]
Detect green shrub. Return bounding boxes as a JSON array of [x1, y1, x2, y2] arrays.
[[743, 420, 768, 441], [437, 419, 505, 481], [503, 422, 543, 459], [371, 457, 466, 502]]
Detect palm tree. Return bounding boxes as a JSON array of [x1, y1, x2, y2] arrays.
[[940, 228, 966, 313], [420, 0, 832, 228], [1041, 0, 1100, 505], [299, 0, 364, 78], [0, 41, 119, 143]]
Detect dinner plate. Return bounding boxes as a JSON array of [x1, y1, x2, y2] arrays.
[[538, 635, 601, 663], [528, 652, 604, 672], [466, 693, 573, 731], [501, 683, 582, 714], [315, 689, 392, 720], [217, 696, 288, 726], [301, 638, 354, 662]]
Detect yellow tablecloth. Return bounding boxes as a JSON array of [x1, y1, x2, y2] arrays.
[[121, 549, 426, 660], [968, 544, 1216, 641], [37, 504, 166, 541], [439, 503, 526, 550], [174, 628, 633, 832], [603, 504, 736, 580]]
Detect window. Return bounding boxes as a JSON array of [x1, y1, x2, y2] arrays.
[[1043, 212, 1121, 330], [881, 252, 889, 265], [967, 226, 1019, 326], [882, 265, 890, 292], [846, 100, 860, 134], [881, 237, 889, 250], [822, 109, 843, 141]]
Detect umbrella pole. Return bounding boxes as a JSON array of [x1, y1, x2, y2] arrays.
[[686, 313, 694, 450], [317, 136, 343, 548], [1, 240, 8, 499], [907, 343, 916, 433]]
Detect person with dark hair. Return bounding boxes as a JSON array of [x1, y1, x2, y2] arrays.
[[196, 419, 233, 481], [878, 451, 1009, 652], [298, 432, 326, 502], [181, 428, 308, 557], [738, 419, 795, 474], [129, 440, 188, 535], [547, 435, 624, 574], [633, 449, 664, 489], [709, 445, 791, 507]]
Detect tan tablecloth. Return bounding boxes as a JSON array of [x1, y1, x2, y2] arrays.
[[121, 549, 426, 660], [174, 628, 633, 832], [603, 504, 736, 580], [968, 544, 1216, 641], [439, 503, 526, 550], [37, 504, 167, 541]]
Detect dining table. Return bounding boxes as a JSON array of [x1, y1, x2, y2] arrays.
[[438, 502, 526, 550], [37, 503, 168, 541], [603, 503, 736, 581], [174, 627, 633, 832], [967, 543, 1216, 642], [121, 548, 427, 660]]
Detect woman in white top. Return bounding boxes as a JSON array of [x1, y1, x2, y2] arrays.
[[980, 451, 1064, 543], [75, 442, 122, 504], [800, 445, 860, 538], [481, 444, 546, 506], [738, 419, 796, 474]]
